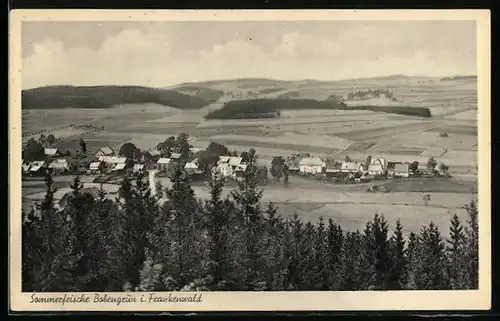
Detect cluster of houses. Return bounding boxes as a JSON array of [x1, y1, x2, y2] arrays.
[[22, 143, 211, 179], [212, 156, 248, 180], [290, 155, 417, 181], [22, 148, 71, 176]]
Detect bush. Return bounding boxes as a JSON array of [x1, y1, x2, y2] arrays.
[[440, 132, 449, 137]]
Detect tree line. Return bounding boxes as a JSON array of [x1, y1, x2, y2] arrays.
[[22, 149, 478, 292]]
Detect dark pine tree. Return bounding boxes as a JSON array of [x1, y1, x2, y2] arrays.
[[158, 163, 202, 289], [388, 219, 407, 290], [326, 219, 343, 290], [204, 173, 235, 290], [464, 200, 479, 289], [22, 169, 80, 291], [446, 214, 468, 289], [312, 216, 329, 290], [416, 222, 450, 290], [404, 232, 421, 290], [231, 148, 266, 290]]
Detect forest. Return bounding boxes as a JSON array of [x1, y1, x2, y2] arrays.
[[22, 149, 478, 292], [21, 86, 217, 110], [205, 99, 432, 119]]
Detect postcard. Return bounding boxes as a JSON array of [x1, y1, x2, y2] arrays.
[[9, 9, 491, 312]]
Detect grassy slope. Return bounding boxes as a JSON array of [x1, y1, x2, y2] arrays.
[[22, 85, 220, 110]]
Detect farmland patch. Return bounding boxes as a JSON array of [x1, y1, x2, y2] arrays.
[[426, 125, 477, 136], [379, 177, 477, 194]]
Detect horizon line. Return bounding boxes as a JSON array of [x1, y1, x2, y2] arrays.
[[21, 73, 478, 90]]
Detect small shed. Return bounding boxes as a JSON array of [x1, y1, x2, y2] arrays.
[[170, 153, 182, 160], [143, 149, 161, 163], [157, 158, 172, 172], [44, 148, 59, 157], [88, 161, 104, 174], [48, 158, 70, 173]]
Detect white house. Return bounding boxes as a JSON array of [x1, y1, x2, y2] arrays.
[[216, 163, 233, 177], [88, 161, 104, 174], [44, 148, 59, 157], [170, 153, 182, 160], [29, 161, 46, 174], [298, 157, 325, 175], [48, 158, 69, 173], [341, 161, 363, 173], [22, 161, 31, 173], [368, 157, 387, 176], [228, 157, 243, 167], [393, 163, 410, 178], [184, 160, 200, 175], [157, 158, 172, 172], [112, 163, 127, 172]]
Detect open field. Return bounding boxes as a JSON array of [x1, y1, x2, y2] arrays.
[[444, 108, 478, 121], [275, 202, 469, 235], [208, 132, 350, 150], [23, 175, 477, 234], [369, 130, 478, 152], [426, 124, 477, 136]]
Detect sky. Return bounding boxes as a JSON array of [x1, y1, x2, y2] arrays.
[[21, 20, 477, 89]]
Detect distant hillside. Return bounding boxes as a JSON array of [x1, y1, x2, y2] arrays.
[[205, 98, 432, 120], [440, 75, 477, 81], [22, 85, 213, 110], [168, 85, 225, 102]]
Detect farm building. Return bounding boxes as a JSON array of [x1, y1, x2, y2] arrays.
[[88, 161, 105, 174], [44, 148, 60, 157], [143, 149, 161, 163], [28, 161, 47, 176], [170, 153, 182, 160], [133, 164, 145, 173], [22, 161, 31, 174], [157, 158, 173, 172], [367, 157, 388, 176], [389, 163, 410, 178], [95, 146, 115, 157], [341, 161, 364, 174], [229, 157, 243, 167], [299, 157, 326, 175], [184, 160, 202, 175], [97, 156, 132, 172], [111, 158, 133, 172], [215, 162, 233, 177], [48, 158, 70, 174]]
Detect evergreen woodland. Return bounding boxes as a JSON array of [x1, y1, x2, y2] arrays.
[[22, 150, 479, 292]]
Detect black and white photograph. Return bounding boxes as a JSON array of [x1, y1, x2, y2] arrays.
[[10, 10, 490, 312]]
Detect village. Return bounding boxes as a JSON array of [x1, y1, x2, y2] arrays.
[[22, 132, 451, 188]]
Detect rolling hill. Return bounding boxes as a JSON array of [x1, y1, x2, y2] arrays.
[[21, 85, 218, 110]]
